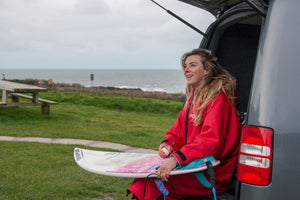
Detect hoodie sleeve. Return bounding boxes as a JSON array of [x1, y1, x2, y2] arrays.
[[161, 108, 186, 152]]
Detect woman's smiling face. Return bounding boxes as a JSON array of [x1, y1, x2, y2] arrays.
[[183, 55, 209, 88]]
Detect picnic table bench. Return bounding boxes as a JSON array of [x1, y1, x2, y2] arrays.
[[0, 80, 58, 115]]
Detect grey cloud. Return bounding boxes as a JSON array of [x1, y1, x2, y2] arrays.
[[73, 0, 111, 15], [0, 0, 214, 69]]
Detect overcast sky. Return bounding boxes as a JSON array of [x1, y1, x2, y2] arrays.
[[0, 0, 215, 70]]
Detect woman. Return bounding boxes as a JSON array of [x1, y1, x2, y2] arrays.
[[127, 49, 242, 200]]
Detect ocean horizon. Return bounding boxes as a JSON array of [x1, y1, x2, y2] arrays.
[[1, 69, 187, 94]]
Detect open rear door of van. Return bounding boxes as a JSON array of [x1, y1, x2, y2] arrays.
[[179, 0, 267, 17]]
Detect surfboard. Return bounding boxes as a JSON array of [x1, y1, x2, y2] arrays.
[[74, 148, 220, 178]]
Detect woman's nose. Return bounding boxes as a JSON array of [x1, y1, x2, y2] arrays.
[[184, 66, 189, 72]]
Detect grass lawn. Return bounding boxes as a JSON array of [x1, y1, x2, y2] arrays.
[[0, 91, 182, 149], [0, 142, 133, 200], [0, 91, 183, 199]]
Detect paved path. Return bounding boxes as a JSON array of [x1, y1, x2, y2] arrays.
[[0, 136, 157, 154]]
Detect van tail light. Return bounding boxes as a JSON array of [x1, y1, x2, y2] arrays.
[[238, 126, 274, 186]]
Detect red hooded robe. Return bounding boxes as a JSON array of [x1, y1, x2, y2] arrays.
[[127, 91, 242, 200]]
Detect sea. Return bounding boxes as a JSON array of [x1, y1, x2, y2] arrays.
[[1, 69, 187, 94]]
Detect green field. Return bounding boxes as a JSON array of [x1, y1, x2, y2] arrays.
[[0, 91, 182, 199]]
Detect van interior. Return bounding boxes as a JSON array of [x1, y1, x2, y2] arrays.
[[206, 14, 263, 123]]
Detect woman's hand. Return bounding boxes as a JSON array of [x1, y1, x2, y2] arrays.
[[158, 144, 172, 158], [156, 156, 178, 182]]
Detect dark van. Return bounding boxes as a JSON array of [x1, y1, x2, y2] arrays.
[[167, 0, 300, 199]]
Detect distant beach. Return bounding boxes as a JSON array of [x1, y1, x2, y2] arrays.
[[1, 69, 186, 94]]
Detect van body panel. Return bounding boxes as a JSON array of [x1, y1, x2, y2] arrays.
[[247, 0, 300, 129], [242, 0, 300, 198]]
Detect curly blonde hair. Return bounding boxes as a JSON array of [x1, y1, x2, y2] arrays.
[[181, 49, 238, 125]]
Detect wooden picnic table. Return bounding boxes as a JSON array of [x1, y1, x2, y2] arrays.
[[0, 80, 57, 115]]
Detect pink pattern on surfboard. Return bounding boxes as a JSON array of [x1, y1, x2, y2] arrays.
[[114, 155, 167, 173]]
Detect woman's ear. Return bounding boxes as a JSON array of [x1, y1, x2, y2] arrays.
[[204, 68, 210, 76]]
